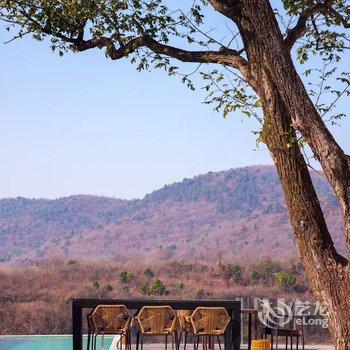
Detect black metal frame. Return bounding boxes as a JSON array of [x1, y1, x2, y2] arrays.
[[72, 299, 241, 350]]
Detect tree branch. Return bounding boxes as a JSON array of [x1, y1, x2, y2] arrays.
[[71, 34, 251, 74], [284, 1, 350, 50], [284, 3, 329, 50], [4, 2, 251, 76], [325, 5, 350, 28]]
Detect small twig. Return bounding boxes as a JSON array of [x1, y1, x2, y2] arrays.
[[320, 82, 350, 118], [4, 30, 30, 44]]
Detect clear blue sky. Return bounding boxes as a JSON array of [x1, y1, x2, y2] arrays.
[[1, 13, 349, 199]]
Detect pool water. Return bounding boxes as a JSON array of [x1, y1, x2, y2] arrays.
[[0, 335, 114, 350]]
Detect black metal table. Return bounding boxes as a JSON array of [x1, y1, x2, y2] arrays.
[[72, 298, 241, 350], [241, 309, 258, 350]]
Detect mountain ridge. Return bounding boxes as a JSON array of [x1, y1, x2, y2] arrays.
[[0, 165, 345, 264]]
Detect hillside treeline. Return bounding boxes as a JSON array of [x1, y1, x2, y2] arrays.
[[0, 258, 328, 342]]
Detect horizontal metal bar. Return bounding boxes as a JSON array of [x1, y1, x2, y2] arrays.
[[73, 298, 240, 309]]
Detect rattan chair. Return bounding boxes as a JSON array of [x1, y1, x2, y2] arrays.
[[89, 305, 132, 350], [189, 307, 231, 350], [135, 306, 178, 350]]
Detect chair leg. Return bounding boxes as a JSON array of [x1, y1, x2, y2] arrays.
[[168, 333, 174, 350], [296, 337, 299, 350], [118, 332, 128, 350], [285, 336, 288, 350], [94, 335, 97, 350], [165, 334, 168, 350], [178, 331, 182, 350], [209, 336, 213, 350], [174, 331, 179, 350], [194, 336, 200, 350], [87, 331, 91, 350], [171, 333, 175, 350], [118, 333, 123, 350], [275, 334, 278, 350], [122, 332, 127, 350], [124, 332, 128, 350], [141, 334, 145, 350], [290, 337, 293, 350], [136, 332, 140, 350], [217, 336, 222, 350], [128, 332, 131, 350], [302, 336, 305, 350], [117, 334, 121, 350], [271, 333, 274, 350], [184, 332, 188, 350]]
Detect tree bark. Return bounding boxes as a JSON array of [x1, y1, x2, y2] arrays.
[[209, 0, 350, 248], [261, 85, 350, 350], [210, 0, 350, 348]]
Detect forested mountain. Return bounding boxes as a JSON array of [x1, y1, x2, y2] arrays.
[[0, 165, 345, 264]]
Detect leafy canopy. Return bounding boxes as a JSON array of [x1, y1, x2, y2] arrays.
[[1, 0, 349, 123]]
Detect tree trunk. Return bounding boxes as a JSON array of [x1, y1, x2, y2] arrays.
[[210, 1, 350, 243], [210, 0, 350, 348], [261, 88, 350, 350]]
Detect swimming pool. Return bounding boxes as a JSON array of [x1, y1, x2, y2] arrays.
[[0, 335, 114, 350]]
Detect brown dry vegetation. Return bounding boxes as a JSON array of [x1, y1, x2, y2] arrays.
[[1, 258, 316, 335]]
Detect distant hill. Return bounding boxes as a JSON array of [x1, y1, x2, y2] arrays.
[[0, 165, 345, 264]]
